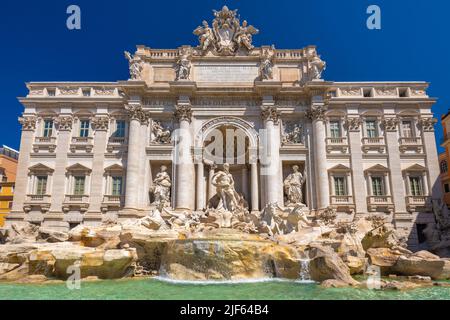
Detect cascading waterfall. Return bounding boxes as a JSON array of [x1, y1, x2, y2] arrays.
[[298, 259, 311, 282]]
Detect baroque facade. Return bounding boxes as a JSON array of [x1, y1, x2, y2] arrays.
[[7, 6, 444, 250]]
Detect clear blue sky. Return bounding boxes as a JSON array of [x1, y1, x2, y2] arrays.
[[0, 0, 449, 152]]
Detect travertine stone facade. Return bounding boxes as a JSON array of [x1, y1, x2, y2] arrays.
[[7, 6, 444, 250]]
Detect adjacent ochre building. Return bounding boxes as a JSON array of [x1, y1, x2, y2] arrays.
[[0, 146, 19, 226], [7, 6, 444, 250]]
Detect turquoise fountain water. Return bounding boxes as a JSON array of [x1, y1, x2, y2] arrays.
[[0, 278, 448, 300]]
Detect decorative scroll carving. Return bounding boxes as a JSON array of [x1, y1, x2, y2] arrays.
[[340, 88, 361, 96], [418, 117, 437, 132], [29, 89, 44, 96], [125, 104, 149, 125], [282, 121, 304, 144], [261, 106, 281, 124], [91, 116, 110, 131], [125, 51, 144, 81], [410, 88, 427, 96], [59, 87, 79, 95], [175, 48, 192, 81], [174, 104, 193, 123], [18, 116, 37, 131], [94, 88, 115, 96], [306, 106, 326, 122], [259, 47, 275, 80], [344, 117, 362, 132], [375, 88, 397, 96], [193, 6, 259, 56], [151, 120, 172, 144], [54, 116, 73, 131], [381, 117, 399, 132]]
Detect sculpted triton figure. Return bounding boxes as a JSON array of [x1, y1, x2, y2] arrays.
[[211, 163, 239, 212], [283, 165, 306, 206], [150, 165, 172, 208]]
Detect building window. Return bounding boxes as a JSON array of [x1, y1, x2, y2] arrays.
[[47, 89, 56, 96], [329, 121, 341, 138], [43, 120, 53, 137], [445, 184, 450, 193], [371, 176, 384, 196], [401, 121, 414, 138], [409, 176, 423, 196], [73, 176, 86, 195], [416, 224, 427, 244], [82, 89, 91, 97], [79, 120, 90, 137], [115, 120, 126, 138], [440, 160, 448, 174], [333, 176, 347, 196], [36, 176, 48, 195], [112, 176, 123, 196], [365, 120, 378, 138]]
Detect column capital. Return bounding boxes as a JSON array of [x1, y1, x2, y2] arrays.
[[125, 103, 149, 125], [174, 104, 193, 123], [261, 105, 281, 124], [54, 115, 73, 131], [381, 117, 399, 132], [91, 116, 110, 131], [18, 116, 37, 131], [418, 117, 437, 132], [344, 116, 362, 132], [306, 105, 326, 122]]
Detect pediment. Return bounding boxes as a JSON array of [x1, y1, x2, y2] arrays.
[[28, 163, 54, 173], [403, 164, 427, 172], [364, 164, 389, 173], [66, 163, 92, 173], [328, 164, 351, 172], [104, 164, 124, 172]]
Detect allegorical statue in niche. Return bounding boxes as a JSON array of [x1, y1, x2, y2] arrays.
[[283, 165, 306, 206], [211, 163, 240, 212], [150, 165, 171, 208], [151, 120, 171, 144]]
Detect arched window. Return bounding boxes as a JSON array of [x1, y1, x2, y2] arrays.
[[440, 160, 448, 174]]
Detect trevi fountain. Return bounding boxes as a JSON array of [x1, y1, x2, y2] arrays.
[[0, 6, 449, 299]]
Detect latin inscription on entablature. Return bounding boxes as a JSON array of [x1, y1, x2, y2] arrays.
[[193, 62, 259, 82], [191, 98, 258, 108]]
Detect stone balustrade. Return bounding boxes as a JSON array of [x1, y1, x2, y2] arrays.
[[27, 85, 121, 97], [331, 85, 428, 99]]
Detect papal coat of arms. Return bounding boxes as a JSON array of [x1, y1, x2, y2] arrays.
[[193, 6, 259, 56]]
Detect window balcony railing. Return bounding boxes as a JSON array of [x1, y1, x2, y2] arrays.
[[330, 195, 354, 204], [72, 137, 93, 144], [103, 195, 124, 203], [399, 137, 422, 146], [35, 137, 56, 144], [362, 137, 385, 145], [367, 195, 393, 204], [109, 137, 126, 144], [26, 194, 51, 203], [64, 195, 90, 203], [326, 137, 347, 145], [406, 195, 431, 205]]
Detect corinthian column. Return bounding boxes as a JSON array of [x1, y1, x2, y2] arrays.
[[86, 115, 109, 221], [47, 115, 73, 230], [307, 99, 330, 210], [8, 116, 37, 224], [260, 103, 282, 206], [174, 102, 195, 210], [123, 104, 147, 213]]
